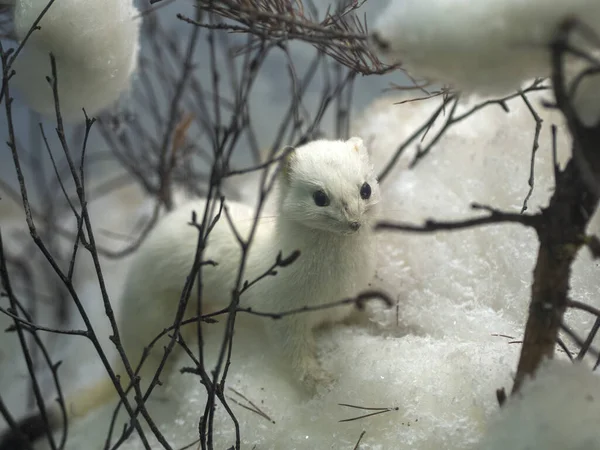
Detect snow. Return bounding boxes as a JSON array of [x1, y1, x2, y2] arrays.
[[369, 0, 600, 126], [3, 88, 600, 449], [10, 0, 140, 121], [479, 359, 600, 450]]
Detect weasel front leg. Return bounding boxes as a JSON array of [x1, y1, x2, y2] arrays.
[[266, 315, 334, 392]]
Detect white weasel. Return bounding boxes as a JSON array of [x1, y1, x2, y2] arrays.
[[10, 0, 140, 121], [369, 0, 600, 101], [476, 360, 600, 450], [0, 137, 381, 448], [122, 136, 380, 387]]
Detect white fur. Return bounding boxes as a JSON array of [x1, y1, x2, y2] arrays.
[[477, 360, 600, 450], [11, 0, 140, 121], [0, 138, 380, 448], [369, 0, 600, 98], [120, 137, 381, 392]]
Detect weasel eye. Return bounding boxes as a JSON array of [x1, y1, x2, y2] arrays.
[[360, 182, 371, 200], [313, 190, 330, 207]]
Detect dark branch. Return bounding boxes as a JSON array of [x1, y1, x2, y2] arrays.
[[376, 203, 540, 234]]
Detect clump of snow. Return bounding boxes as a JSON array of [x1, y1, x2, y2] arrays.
[[477, 359, 600, 450], [11, 0, 141, 121], [4, 88, 600, 449], [369, 0, 600, 126]]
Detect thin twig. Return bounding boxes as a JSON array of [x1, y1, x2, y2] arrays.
[[376, 203, 540, 233]]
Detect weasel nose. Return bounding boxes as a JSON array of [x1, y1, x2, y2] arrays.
[[349, 221, 361, 231], [370, 31, 390, 52]]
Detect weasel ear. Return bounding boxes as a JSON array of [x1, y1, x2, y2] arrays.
[[279, 146, 296, 183], [346, 136, 369, 159]]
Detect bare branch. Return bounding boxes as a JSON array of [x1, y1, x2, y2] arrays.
[[182, 0, 396, 75], [376, 203, 540, 234], [511, 18, 600, 394]]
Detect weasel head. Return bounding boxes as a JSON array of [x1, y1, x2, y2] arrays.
[[278, 137, 380, 235]]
